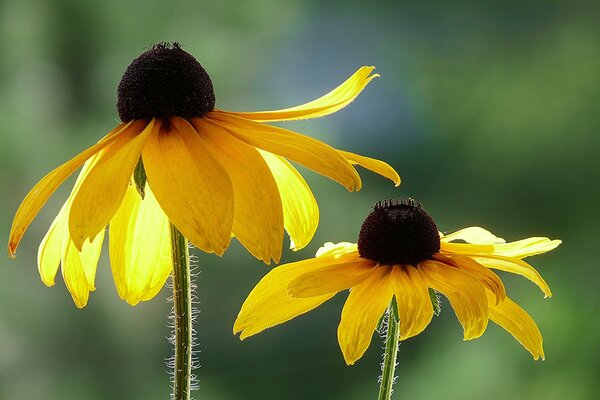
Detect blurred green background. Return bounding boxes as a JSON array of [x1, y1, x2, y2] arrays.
[[1, 0, 598, 399]]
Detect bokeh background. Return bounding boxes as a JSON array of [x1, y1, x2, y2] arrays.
[[1, 0, 598, 399]]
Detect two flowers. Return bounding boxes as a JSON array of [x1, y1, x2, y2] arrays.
[[8, 43, 559, 370]]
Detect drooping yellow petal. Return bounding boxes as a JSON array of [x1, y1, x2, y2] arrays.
[[470, 255, 552, 298], [206, 111, 362, 191], [193, 119, 284, 263], [61, 241, 91, 308], [8, 122, 135, 257], [437, 254, 506, 304], [259, 150, 318, 251], [38, 202, 68, 287], [419, 260, 489, 340], [38, 156, 103, 287], [337, 266, 394, 365], [339, 150, 401, 186], [221, 66, 379, 122], [315, 242, 358, 258], [60, 230, 104, 309], [143, 117, 234, 255], [288, 256, 376, 298], [79, 229, 105, 290], [390, 266, 434, 340], [234, 257, 339, 340], [441, 227, 506, 244], [486, 291, 545, 360], [69, 120, 155, 249], [109, 183, 172, 306]]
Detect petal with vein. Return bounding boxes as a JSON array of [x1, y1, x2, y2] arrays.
[[259, 150, 318, 251], [338, 266, 394, 365], [340, 150, 400, 186], [143, 117, 234, 255], [391, 266, 434, 340], [8, 122, 135, 257], [193, 119, 283, 263], [490, 238, 562, 258], [221, 66, 378, 122], [440, 242, 496, 255], [288, 256, 376, 298], [441, 227, 506, 244], [441, 237, 561, 259], [470, 255, 552, 298], [109, 183, 172, 306], [206, 111, 361, 191], [419, 260, 489, 340], [234, 257, 339, 339], [486, 291, 545, 360], [69, 120, 155, 249]]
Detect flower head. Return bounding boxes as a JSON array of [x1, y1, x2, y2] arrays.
[[8, 43, 399, 307], [234, 199, 561, 365]]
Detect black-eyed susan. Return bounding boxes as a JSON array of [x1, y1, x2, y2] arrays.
[[234, 198, 561, 367], [7, 43, 400, 308]]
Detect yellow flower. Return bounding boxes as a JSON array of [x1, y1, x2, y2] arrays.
[[234, 199, 561, 365], [7, 43, 400, 308]]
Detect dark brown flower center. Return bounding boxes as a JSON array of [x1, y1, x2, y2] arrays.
[[357, 198, 440, 265], [117, 42, 215, 122]]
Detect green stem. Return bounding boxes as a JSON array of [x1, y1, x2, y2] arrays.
[[170, 224, 192, 400], [378, 297, 400, 400]]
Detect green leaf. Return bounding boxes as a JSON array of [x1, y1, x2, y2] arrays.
[[429, 288, 441, 316], [133, 158, 147, 199]]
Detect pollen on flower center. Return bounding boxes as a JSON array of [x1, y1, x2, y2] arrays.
[[357, 198, 440, 265], [117, 42, 216, 122]]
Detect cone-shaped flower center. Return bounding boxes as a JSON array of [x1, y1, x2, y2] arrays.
[[358, 198, 440, 265], [117, 42, 215, 122]]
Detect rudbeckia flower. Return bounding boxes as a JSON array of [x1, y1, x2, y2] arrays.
[[234, 199, 561, 365], [7, 43, 400, 308]]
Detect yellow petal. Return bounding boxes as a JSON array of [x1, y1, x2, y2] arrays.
[[441, 237, 561, 259], [259, 150, 318, 251], [38, 156, 102, 287], [339, 150, 401, 186], [234, 257, 339, 339], [192, 119, 284, 263], [221, 66, 379, 122], [337, 266, 394, 365], [491, 238, 562, 258], [288, 256, 376, 298], [206, 111, 361, 191], [437, 254, 506, 304], [441, 227, 506, 244], [315, 242, 358, 258], [109, 183, 173, 306], [470, 255, 552, 298], [440, 242, 496, 255], [419, 260, 489, 340], [8, 122, 135, 257], [390, 266, 434, 340], [486, 291, 545, 360], [38, 202, 68, 287], [61, 231, 104, 309], [143, 117, 234, 255], [69, 120, 155, 249]]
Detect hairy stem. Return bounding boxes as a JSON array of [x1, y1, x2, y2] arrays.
[[170, 224, 192, 400], [378, 297, 400, 400]]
